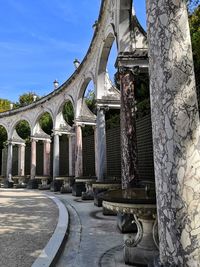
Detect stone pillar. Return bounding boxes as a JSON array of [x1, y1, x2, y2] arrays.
[[146, 1, 200, 266], [93, 125, 98, 178], [117, 67, 138, 189], [75, 124, 83, 177], [53, 132, 60, 179], [43, 139, 51, 176], [30, 139, 37, 179], [6, 142, 13, 179], [96, 107, 107, 180], [69, 135, 75, 176], [18, 143, 25, 176]]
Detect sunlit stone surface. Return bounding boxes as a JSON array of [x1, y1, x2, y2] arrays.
[[146, 0, 200, 265]]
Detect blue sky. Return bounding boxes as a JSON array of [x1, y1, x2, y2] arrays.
[[0, 0, 146, 102]]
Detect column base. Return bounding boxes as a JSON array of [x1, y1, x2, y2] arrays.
[[60, 185, 72, 194], [3, 180, 13, 188], [124, 245, 159, 266], [81, 190, 94, 200], [27, 179, 38, 189], [50, 180, 62, 192], [72, 182, 86, 197]]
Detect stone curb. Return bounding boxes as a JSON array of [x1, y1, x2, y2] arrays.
[[32, 193, 69, 267]]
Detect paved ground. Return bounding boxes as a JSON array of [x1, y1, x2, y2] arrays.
[[0, 189, 58, 267], [0, 189, 130, 267], [54, 193, 127, 267]]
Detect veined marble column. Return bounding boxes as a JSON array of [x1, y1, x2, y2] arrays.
[[31, 139, 37, 179], [18, 143, 25, 176], [147, 1, 200, 266], [6, 142, 13, 179], [53, 132, 60, 179], [43, 140, 51, 176], [69, 135, 75, 176], [96, 107, 107, 180], [75, 124, 83, 177], [117, 68, 138, 189]]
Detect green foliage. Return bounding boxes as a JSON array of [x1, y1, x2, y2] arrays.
[[85, 91, 96, 113], [15, 92, 39, 107], [106, 113, 120, 129], [189, 5, 200, 85], [0, 126, 7, 149], [16, 120, 31, 141], [39, 112, 53, 135], [63, 101, 74, 126], [0, 98, 10, 113]]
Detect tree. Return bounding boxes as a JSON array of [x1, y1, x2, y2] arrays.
[[0, 98, 11, 112], [189, 5, 200, 85], [15, 92, 39, 107]]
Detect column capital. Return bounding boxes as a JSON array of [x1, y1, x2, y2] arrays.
[[6, 140, 14, 146], [52, 129, 62, 136], [43, 138, 51, 144], [115, 52, 148, 69], [74, 121, 85, 127], [96, 105, 109, 113], [30, 137, 39, 142]]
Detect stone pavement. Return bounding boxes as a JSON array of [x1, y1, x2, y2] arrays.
[[0, 189, 131, 267], [0, 189, 58, 267], [54, 193, 127, 267]]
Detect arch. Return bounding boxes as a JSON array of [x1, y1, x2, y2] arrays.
[[32, 108, 54, 131], [0, 123, 8, 137], [10, 118, 31, 139], [75, 77, 95, 119], [55, 94, 75, 117], [96, 32, 116, 99]]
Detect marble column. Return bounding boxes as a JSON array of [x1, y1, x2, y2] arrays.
[[53, 133, 60, 179], [6, 142, 13, 179], [31, 139, 37, 179], [117, 67, 138, 189], [18, 143, 25, 176], [75, 124, 83, 177], [68, 135, 75, 176], [43, 140, 51, 176], [96, 107, 107, 180], [146, 1, 200, 266]]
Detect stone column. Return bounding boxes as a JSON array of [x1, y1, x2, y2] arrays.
[[146, 1, 200, 266], [18, 143, 25, 176], [75, 124, 83, 177], [43, 139, 51, 176], [53, 132, 60, 179], [69, 135, 75, 176], [117, 67, 139, 189], [30, 139, 37, 179], [96, 107, 107, 180], [6, 141, 13, 179], [93, 125, 98, 178]]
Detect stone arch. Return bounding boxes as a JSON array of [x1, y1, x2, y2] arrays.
[[76, 76, 95, 119], [96, 31, 116, 99], [10, 117, 31, 140], [0, 123, 8, 138], [55, 95, 75, 129], [32, 108, 54, 134]]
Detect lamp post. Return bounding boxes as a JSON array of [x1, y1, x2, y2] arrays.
[[53, 80, 59, 90], [73, 59, 80, 69]]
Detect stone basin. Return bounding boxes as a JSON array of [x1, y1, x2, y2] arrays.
[[102, 188, 158, 266], [92, 180, 121, 208]]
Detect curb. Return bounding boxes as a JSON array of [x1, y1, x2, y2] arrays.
[[32, 193, 69, 267]]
